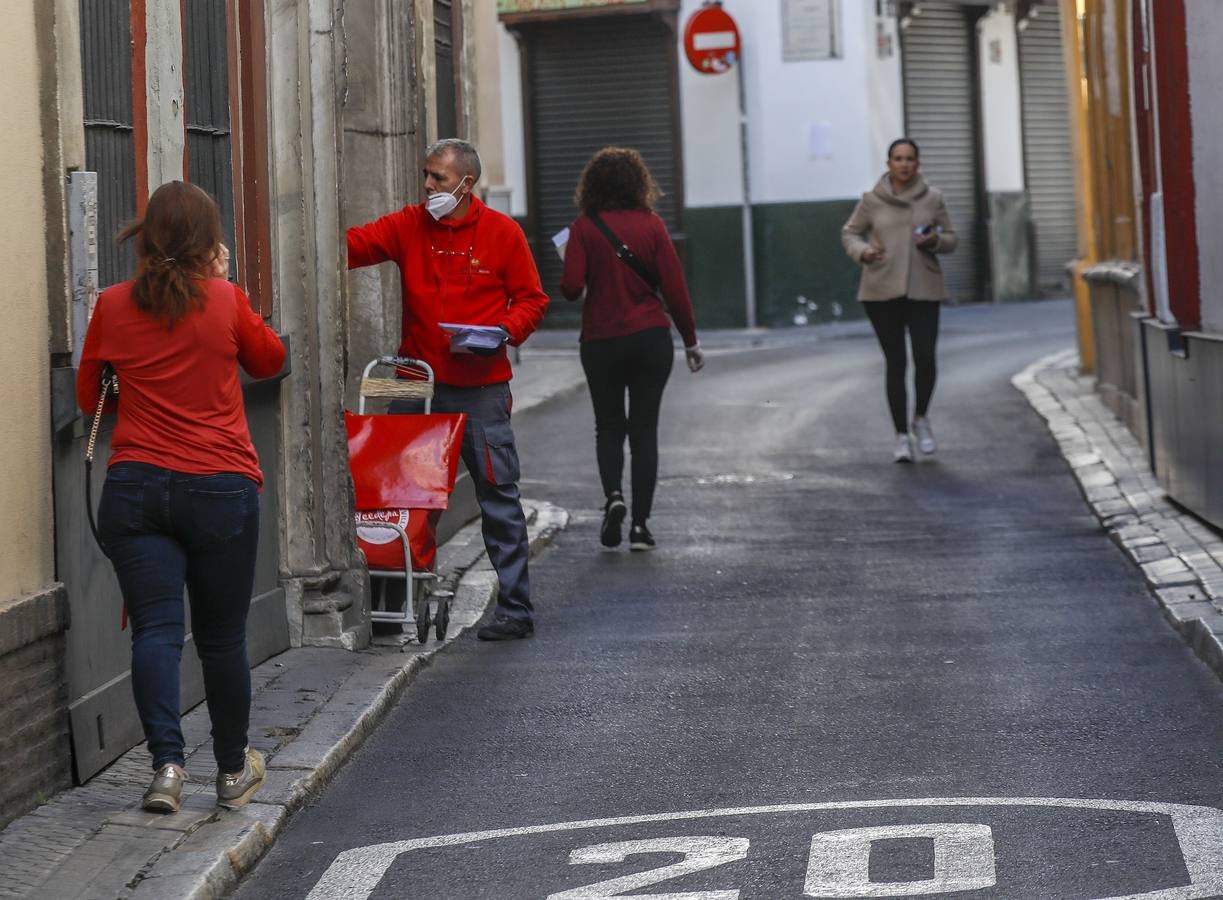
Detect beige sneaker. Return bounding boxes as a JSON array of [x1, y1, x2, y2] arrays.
[[142, 763, 188, 814], [216, 747, 266, 809]]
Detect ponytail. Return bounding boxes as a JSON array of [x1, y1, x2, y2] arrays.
[[118, 181, 222, 327]]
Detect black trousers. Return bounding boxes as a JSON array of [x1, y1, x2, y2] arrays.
[[864, 298, 941, 433], [579, 326, 674, 525]]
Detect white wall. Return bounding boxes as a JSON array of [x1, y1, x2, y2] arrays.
[[497, 27, 528, 217], [1186, 2, 1223, 333], [867, 7, 904, 172], [977, 8, 1026, 194], [490, 2, 886, 213], [681, 0, 881, 207]]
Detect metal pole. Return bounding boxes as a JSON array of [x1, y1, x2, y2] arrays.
[[736, 53, 757, 329]]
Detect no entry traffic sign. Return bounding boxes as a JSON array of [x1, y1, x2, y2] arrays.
[[683, 3, 740, 75]]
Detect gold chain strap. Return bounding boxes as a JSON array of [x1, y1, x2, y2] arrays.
[[85, 375, 115, 463]]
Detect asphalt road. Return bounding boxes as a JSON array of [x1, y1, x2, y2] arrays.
[[234, 300, 1223, 900]]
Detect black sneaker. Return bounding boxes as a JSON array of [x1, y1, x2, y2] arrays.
[[477, 616, 534, 641], [628, 523, 656, 552], [600, 493, 627, 547]]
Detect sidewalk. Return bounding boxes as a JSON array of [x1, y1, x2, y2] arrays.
[[0, 502, 567, 900], [1015, 350, 1223, 678]]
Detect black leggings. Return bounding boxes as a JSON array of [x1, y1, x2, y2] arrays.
[[580, 327, 674, 525], [864, 298, 941, 433]]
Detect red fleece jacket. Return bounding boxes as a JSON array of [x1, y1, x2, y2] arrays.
[[347, 196, 549, 386], [77, 279, 286, 487]]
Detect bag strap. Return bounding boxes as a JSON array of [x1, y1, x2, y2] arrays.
[[587, 211, 658, 291], [85, 369, 116, 553]]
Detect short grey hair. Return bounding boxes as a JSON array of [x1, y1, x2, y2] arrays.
[[426, 138, 482, 182]]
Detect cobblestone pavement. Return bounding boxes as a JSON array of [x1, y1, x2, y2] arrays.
[[0, 504, 567, 900], [1015, 349, 1223, 677]]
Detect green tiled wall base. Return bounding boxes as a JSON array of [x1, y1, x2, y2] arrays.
[[536, 200, 865, 330]]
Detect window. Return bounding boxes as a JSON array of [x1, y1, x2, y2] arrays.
[[183, 0, 236, 263], [80, 0, 137, 288], [78, 0, 271, 313]]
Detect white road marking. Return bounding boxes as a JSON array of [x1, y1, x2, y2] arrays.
[[804, 824, 996, 897], [304, 797, 1223, 900], [547, 836, 748, 900]]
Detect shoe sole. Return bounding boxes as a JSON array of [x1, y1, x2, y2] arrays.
[[218, 753, 266, 809], [217, 774, 265, 809], [600, 503, 626, 547], [893, 456, 913, 464], [142, 793, 181, 814], [629, 542, 656, 552]]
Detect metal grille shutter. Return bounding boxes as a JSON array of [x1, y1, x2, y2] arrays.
[[1019, 6, 1078, 292], [81, 0, 136, 288], [524, 17, 680, 325], [901, 3, 984, 301], [183, 0, 235, 256]]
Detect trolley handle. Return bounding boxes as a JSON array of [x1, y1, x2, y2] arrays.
[[379, 355, 427, 370]]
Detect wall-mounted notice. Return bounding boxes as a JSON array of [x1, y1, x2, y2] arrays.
[[781, 0, 840, 61]]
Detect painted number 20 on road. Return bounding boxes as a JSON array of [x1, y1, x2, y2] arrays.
[[548, 824, 993, 898]]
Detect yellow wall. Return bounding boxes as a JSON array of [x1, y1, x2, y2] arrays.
[[1061, 0, 1096, 370], [0, 2, 54, 598]]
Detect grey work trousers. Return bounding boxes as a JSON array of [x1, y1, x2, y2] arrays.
[[391, 381, 532, 622]]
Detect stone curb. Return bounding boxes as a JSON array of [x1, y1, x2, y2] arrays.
[[1013, 351, 1223, 681], [2, 501, 568, 900]]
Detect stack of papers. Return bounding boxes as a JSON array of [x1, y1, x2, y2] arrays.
[[439, 323, 505, 354]]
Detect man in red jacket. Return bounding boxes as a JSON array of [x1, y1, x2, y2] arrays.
[[348, 139, 549, 640]]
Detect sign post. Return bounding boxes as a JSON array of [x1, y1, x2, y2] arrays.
[[683, 3, 755, 328]]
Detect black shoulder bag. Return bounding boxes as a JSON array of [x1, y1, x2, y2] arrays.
[[587, 211, 659, 292]]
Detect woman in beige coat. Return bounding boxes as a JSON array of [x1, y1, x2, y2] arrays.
[[842, 138, 958, 462]]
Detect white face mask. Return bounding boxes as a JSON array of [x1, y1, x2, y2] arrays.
[[426, 177, 470, 221]]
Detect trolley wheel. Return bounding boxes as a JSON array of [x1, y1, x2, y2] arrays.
[[434, 597, 450, 641], [415, 601, 431, 644]]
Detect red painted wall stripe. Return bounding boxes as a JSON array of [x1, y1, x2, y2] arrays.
[[1153, 0, 1201, 330], [1132, 0, 1157, 316], [130, 0, 149, 213]]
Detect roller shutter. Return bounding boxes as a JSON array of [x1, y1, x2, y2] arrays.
[[1019, 5, 1078, 292], [901, 2, 986, 302], [523, 16, 681, 326]]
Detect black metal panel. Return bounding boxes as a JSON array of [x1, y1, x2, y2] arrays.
[[524, 16, 680, 325], [183, 0, 236, 252], [435, 0, 458, 139], [80, 0, 135, 287]]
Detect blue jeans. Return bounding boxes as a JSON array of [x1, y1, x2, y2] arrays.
[[390, 381, 532, 622], [99, 462, 260, 773]]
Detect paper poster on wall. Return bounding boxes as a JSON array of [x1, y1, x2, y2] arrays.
[[782, 0, 840, 61], [808, 121, 834, 158]]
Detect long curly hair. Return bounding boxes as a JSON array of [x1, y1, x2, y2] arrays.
[[574, 147, 661, 215], [118, 181, 222, 327]]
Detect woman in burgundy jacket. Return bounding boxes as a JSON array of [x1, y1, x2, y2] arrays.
[[561, 147, 703, 552]]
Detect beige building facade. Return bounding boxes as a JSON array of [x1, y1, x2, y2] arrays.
[[0, 0, 74, 826]]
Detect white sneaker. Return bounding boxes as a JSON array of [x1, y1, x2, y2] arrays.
[[911, 416, 936, 455], [893, 433, 914, 463]]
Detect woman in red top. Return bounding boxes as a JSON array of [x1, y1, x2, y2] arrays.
[[561, 147, 703, 551], [77, 181, 285, 814]]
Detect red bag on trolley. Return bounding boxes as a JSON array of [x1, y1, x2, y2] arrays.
[[345, 411, 466, 572]]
